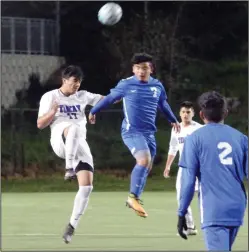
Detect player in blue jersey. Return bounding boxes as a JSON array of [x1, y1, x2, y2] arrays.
[[177, 91, 248, 251], [89, 53, 180, 217]]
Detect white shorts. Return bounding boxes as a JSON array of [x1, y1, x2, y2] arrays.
[[176, 167, 199, 200], [50, 126, 93, 169]]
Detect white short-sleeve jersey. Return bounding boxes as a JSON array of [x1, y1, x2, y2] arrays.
[[38, 89, 102, 138], [168, 121, 203, 160]]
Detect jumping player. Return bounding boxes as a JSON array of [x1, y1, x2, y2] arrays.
[[164, 101, 202, 235], [37, 65, 103, 244], [89, 53, 180, 218]]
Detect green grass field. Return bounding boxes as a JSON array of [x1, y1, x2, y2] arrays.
[[2, 192, 248, 251]]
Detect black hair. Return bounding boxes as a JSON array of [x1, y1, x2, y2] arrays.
[[198, 91, 227, 122], [131, 53, 153, 65], [62, 65, 84, 82], [180, 101, 194, 110]]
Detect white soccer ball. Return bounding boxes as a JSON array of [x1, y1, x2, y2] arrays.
[[98, 2, 123, 26]]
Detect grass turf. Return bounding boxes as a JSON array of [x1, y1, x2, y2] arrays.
[[2, 192, 248, 251]]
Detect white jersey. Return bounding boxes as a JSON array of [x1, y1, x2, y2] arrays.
[[168, 121, 203, 159], [38, 89, 102, 139]]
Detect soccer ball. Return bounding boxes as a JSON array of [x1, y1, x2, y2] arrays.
[[98, 2, 123, 26]]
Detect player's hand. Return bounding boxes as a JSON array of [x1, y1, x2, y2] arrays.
[[163, 167, 171, 178], [177, 216, 188, 240], [171, 122, 181, 133], [88, 113, 96, 124], [51, 100, 59, 114]]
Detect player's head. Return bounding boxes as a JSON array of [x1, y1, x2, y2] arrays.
[[179, 101, 195, 124], [198, 91, 228, 123], [61, 65, 84, 95], [131, 53, 153, 82]]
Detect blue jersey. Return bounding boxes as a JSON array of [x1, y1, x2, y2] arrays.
[[110, 75, 177, 133], [178, 123, 248, 228]]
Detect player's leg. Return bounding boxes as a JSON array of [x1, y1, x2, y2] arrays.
[[203, 226, 230, 251], [139, 134, 156, 195], [122, 131, 151, 217], [176, 167, 197, 235], [50, 130, 74, 180], [62, 125, 82, 180], [139, 156, 154, 195], [229, 226, 240, 250], [63, 139, 94, 244]]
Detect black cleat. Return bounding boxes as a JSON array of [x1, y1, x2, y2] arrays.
[[62, 223, 75, 244], [64, 169, 77, 181]]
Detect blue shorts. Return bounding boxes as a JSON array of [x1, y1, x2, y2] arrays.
[[203, 225, 240, 251], [121, 131, 156, 158]]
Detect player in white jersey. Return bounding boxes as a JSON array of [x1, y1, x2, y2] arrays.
[[37, 65, 103, 244], [163, 101, 202, 235]]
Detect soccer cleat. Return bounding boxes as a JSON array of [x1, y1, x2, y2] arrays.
[[186, 226, 198, 236], [64, 168, 77, 181], [126, 194, 148, 218], [62, 223, 75, 244]]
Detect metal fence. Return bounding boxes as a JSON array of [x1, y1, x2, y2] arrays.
[[1, 16, 58, 55], [2, 99, 247, 178], [2, 108, 156, 178]]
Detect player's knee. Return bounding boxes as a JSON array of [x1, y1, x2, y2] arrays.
[[78, 185, 93, 198], [134, 150, 151, 167], [137, 156, 151, 167], [64, 124, 81, 138], [76, 162, 94, 186]]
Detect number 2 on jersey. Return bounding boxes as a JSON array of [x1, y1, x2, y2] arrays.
[[150, 87, 157, 97], [217, 142, 233, 165]]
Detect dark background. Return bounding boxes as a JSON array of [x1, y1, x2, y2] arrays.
[[1, 1, 248, 178], [2, 1, 248, 94]]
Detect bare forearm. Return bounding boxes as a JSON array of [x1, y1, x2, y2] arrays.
[[37, 110, 56, 129], [165, 154, 176, 169]]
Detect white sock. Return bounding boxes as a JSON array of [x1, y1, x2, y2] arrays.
[[65, 125, 80, 169], [69, 185, 93, 229], [185, 206, 195, 229]]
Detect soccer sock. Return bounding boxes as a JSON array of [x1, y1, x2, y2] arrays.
[[65, 125, 80, 169], [69, 185, 93, 229], [130, 164, 148, 198], [138, 168, 150, 196], [185, 206, 195, 228]]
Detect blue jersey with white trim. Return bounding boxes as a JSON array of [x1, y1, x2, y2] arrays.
[[178, 123, 248, 228], [110, 75, 172, 133]]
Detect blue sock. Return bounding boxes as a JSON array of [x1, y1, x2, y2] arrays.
[[139, 168, 150, 196], [130, 164, 148, 198]]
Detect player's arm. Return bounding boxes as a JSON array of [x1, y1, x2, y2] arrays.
[[89, 80, 126, 115], [158, 87, 178, 123], [158, 87, 180, 133], [37, 94, 58, 129], [178, 135, 199, 217], [164, 129, 179, 178], [177, 135, 199, 239], [80, 91, 104, 107]]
